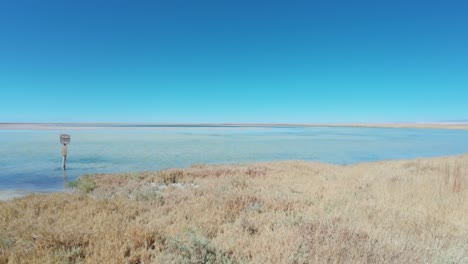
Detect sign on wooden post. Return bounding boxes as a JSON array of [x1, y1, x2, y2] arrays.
[[60, 134, 71, 170], [60, 134, 71, 145]]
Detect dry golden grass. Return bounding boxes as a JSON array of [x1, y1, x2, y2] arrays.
[[1, 155, 467, 263]]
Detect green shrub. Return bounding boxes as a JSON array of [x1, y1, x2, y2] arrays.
[[68, 175, 97, 193], [133, 189, 164, 203], [0, 233, 14, 250], [165, 231, 236, 264]]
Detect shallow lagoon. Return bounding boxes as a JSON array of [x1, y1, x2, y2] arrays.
[[1, 126, 468, 193]]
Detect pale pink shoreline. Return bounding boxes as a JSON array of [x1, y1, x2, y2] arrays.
[[1, 123, 468, 130], [0, 123, 271, 131]]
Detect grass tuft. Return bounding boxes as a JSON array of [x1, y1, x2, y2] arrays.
[[164, 231, 236, 263], [68, 174, 97, 193]]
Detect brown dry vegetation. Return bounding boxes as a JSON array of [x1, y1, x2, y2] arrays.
[[1, 155, 467, 263]]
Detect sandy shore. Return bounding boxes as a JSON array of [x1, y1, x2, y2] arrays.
[[1, 154, 467, 263], [1, 122, 468, 130]]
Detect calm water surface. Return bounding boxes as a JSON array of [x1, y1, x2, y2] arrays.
[[1, 126, 468, 193]]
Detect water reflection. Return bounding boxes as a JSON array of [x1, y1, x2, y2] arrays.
[[62, 169, 68, 189]]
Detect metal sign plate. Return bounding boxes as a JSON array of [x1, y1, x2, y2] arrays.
[[60, 134, 71, 144]]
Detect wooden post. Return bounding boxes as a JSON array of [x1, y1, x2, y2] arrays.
[[60, 134, 71, 170], [62, 144, 68, 170]]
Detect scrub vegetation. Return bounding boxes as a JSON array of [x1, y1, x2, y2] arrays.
[[0, 155, 467, 263]]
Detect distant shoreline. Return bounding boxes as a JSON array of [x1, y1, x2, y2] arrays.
[[1, 122, 468, 130]]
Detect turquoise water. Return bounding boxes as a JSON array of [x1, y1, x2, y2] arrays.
[[1, 126, 468, 192]]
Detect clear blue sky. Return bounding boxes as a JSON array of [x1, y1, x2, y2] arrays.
[[1, 0, 467, 123]]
